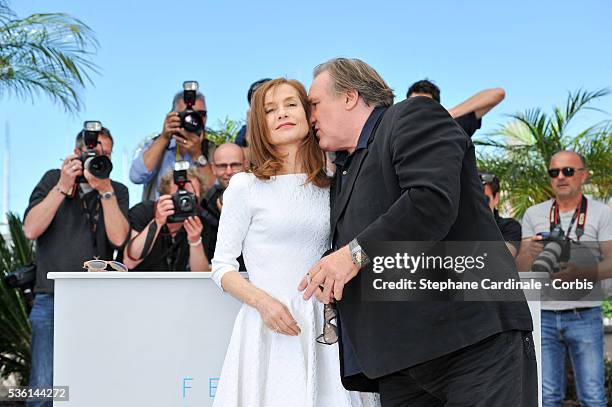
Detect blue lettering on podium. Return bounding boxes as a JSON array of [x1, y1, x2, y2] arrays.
[[182, 377, 194, 399], [209, 378, 219, 398]]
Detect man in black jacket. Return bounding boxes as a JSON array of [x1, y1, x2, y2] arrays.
[[301, 58, 536, 406]]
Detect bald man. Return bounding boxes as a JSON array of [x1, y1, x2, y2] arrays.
[[202, 143, 247, 270], [211, 143, 247, 188], [517, 150, 612, 406]]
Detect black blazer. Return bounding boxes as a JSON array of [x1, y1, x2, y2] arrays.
[[331, 96, 533, 391]]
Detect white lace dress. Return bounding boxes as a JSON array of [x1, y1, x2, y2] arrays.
[[211, 172, 379, 407]]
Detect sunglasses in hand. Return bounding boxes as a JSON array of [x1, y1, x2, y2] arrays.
[[316, 303, 339, 345], [83, 259, 128, 272]]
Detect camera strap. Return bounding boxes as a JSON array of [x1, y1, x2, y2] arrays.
[[80, 189, 102, 253], [549, 195, 587, 241]]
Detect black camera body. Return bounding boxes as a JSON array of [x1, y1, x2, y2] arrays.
[[532, 225, 572, 273], [77, 121, 113, 183], [202, 184, 225, 220], [178, 81, 204, 135], [3, 263, 36, 290], [167, 161, 198, 223]]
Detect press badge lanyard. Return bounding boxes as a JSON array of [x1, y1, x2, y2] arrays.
[[549, 195, 587, 241]]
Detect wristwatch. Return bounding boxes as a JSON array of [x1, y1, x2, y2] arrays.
[[195, 154, 208, 167], [349, 239, 370, 269], [100, 191, 115, 200]]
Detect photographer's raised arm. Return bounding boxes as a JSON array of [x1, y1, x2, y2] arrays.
[[85, 171, 129, 247], [143, 113, 178, 172], [24, 156, 81, 240], [448, 88, 506, 119], [183, 216, 210, 271]]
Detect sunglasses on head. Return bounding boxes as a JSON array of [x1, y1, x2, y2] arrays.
[[548, 167, 585, 178], [83, 259, 128, 272]]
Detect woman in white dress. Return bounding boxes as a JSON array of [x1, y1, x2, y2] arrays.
[[211, 78, 379, 407]]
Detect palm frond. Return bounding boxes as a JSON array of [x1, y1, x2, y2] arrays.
[[477, 88, 611, 219], [0, 2, 99, 113]]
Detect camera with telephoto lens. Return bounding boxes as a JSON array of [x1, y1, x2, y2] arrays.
[[77, 121, 113, 183], [532, 225, 572, 274], [167, 161, 198, 223], [178, 81, 204, 134]]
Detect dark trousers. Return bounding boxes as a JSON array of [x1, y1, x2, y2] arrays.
[[378, 330, 538, 407]]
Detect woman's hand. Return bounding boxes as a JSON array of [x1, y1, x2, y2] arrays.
[[254, 294, 301, 336], [184, 216, 203, 244], [155, 195, 174, 226]]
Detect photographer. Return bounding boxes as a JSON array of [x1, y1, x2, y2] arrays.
[[516, 151, 612, 406], [200, 143, 247, 263], [23, 124, 129, 405], [124, 167, 210, 272], [406, 79, 505, 137], [129, 82, 214, 201], [479, 172, 521, 257]]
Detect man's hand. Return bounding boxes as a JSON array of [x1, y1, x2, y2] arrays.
[[523, 236, 544, 260], [216, 198, 223, 213], [84, 170, 112, 193], [161, 112, 181, 140], [155, 195, 175, 226], [298, 245, 359, 303], [173, 129, 203, 158], [183, 216, 203, 243], [556, 262, 598, 282], [58, 154, 82, 192]]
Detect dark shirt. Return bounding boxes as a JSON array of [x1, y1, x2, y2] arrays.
[[454, 111, 482, 137], [234, 125, 248, 147], [494, 209, 522, 252], [334, 106, 387, 190], [333, 106, 387, 377], [128, 200, 204, 271], [25, 169, 129, 294]]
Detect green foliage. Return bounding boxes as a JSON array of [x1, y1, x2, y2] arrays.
[[206, 116, 243, 146], [476, 89, 612, 219], [603, 300, 612, 318], [0, 213, 34, 385], [0, 0, 99, 113]]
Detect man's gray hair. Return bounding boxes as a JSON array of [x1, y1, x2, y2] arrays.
[[172, 91, 206, 111], [313, 57, 394, 107]]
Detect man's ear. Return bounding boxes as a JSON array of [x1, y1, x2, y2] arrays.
[[74, 148, 80, 156], [492, 193, 501, 208], [344, 89, 360, 111]]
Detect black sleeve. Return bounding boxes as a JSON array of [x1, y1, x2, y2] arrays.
[[499, 218, 522, 252], [454, 111, 481, 137], [357, 97, 468, 245], [128, 201, 155, 232], [24, 169, 60, 219]]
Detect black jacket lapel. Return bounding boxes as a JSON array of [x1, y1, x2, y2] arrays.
[[330, 148, 369, 244]]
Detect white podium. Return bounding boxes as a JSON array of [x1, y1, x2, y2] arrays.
[[49, 271, 544, 407], [49, 272, 241, 407]]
